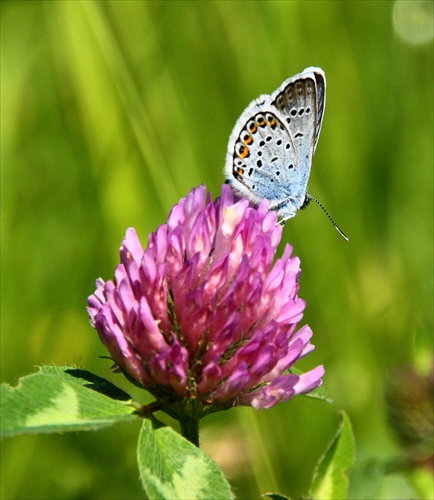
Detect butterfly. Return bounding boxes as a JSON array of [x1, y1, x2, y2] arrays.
[[224, 67, 348, 240]]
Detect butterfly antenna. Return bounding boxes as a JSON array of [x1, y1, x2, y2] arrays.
[[306, 194, 349, 242]]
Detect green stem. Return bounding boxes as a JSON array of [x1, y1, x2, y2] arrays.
[[179, 417, 200, 447]]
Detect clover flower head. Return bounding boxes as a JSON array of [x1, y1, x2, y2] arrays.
[[87, 185, 323, 413]]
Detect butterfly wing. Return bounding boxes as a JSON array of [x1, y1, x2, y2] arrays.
[[224, 95, 299, 208], [224, 68, 326, 219], [271, 67, 325, 155]]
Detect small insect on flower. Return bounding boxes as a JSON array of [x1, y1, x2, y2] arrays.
[[224, 67, 348, 240]]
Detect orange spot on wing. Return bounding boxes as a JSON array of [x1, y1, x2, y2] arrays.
[[239, 145, 249, 158], [242, 135, 253, 145]]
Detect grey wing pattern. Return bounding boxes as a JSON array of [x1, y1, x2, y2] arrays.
[[271, 68, 325, 153]]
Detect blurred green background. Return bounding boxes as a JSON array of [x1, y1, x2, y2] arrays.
[[1, 1, 432, 498]]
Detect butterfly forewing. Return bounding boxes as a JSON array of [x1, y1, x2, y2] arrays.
[[271, 68, 325, 156]]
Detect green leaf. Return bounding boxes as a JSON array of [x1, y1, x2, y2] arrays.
[[137, 418, 233, 499], [1, 365, 139, 437], [309, 411, 355, 500]]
